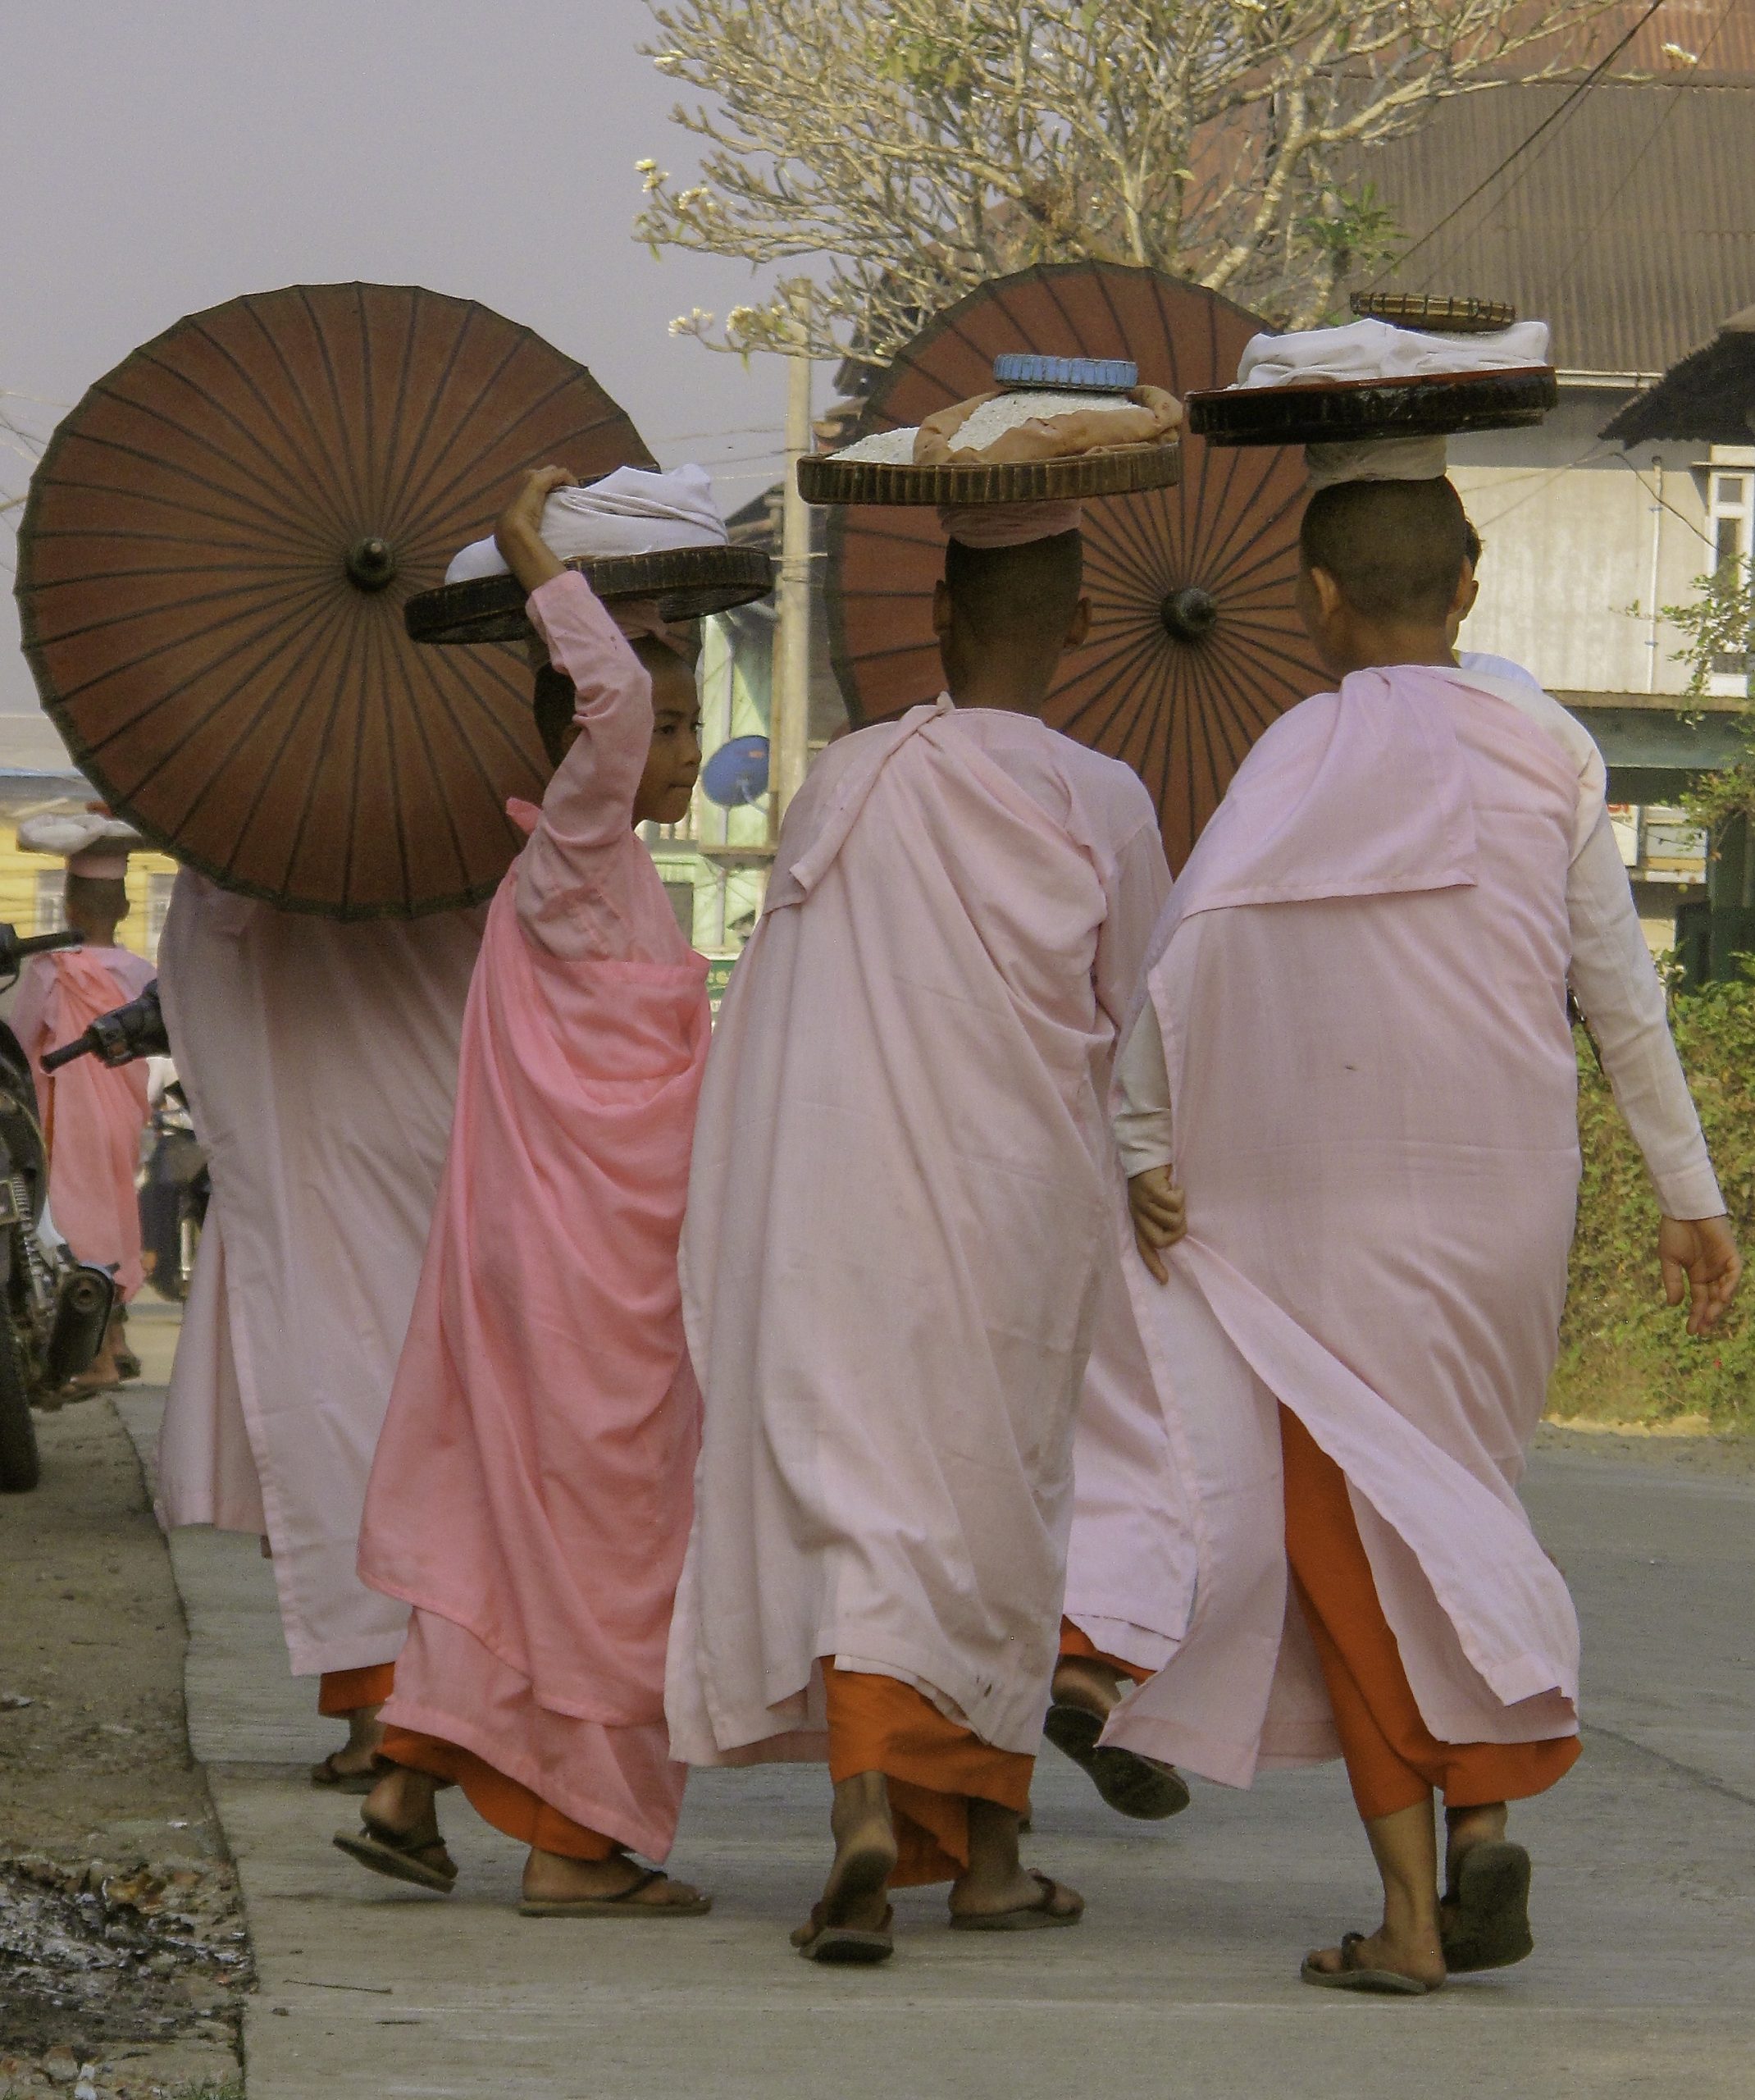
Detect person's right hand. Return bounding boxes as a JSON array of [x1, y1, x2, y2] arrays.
[[494, 466, 575, 594], [1128, 1166, 1186, 1285], [1659, 1213, 1743, 1336]]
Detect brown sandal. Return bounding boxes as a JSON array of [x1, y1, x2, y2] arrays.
[[1301, 1931, 1440, 1996], [948, 1870, 1083, 1933], [519, 1867, 711, 1920], [793, 1899, 896, 1965], [332, 1814, 458, 1894], [310, 1751, 378, 1796]]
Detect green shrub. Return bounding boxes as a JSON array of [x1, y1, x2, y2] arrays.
[[1556, 974, 1755, 1428]]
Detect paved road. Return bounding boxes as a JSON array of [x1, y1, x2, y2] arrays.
[[116, 1397, 1755, 2100]]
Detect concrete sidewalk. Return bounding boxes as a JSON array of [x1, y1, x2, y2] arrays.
[[118, 1393, 1755, 2100]]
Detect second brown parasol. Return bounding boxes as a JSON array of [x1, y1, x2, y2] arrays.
[[15, 282, 656, 918], [824, 262, 1324, 872]]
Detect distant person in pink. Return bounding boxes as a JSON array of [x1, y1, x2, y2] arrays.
[[14, 815, 157, 1390], [1102, 473, 1741, 1997], [344, 466, 714, 1918]]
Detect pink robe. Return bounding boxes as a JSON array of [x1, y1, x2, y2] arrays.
[[155, 874, 484, 1676], [1104, 666, 1598, 1787], [358, 573, 709, 1860], [666, 698, 1169, 1766], [15, 946, 157, 1300]]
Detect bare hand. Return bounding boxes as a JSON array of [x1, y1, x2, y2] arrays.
[[495, 466, 575, 594], [1659, 1214, 1742, 1337], [1128, 1166, 1187, 1285]]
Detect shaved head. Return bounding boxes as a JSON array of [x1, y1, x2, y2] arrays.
[[1300, 477, 1470, 623], [944, 530, 1084, 648]]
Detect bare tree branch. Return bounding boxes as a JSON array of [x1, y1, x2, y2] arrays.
[[633, 0, 1618, 366]]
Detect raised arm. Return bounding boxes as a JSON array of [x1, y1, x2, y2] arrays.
[[1567, 808, 1741, 1331]]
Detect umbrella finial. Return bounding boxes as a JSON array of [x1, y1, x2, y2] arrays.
[[345, 536, 399, 592], [1161, 586, 1219, 644]]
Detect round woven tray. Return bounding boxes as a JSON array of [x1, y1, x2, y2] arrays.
[[1350, 292, 1517, 334], [1186, 367, 1556, 449], [797, 440, 1181, 508], [404, 544, 775, 645]]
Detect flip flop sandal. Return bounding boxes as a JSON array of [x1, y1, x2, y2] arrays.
[[332, 1815, 458, 1894], [793, 1900, 896, 1965], [115, 1351, 144, 1381], [1442, 1840, 1534, 1974], [519, 1868, 713, 1920], [1043, 1702, 1191, 1821], [1301, 1932, 1439, 1996], [948, 1870, 1083, 1933], [310, 1751, 379, 1795]]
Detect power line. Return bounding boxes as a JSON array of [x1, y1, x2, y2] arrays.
[[1380, 0, 1669, 284]]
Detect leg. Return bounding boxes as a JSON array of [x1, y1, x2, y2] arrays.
[[1304, 1795, 1445, 1988], [948, 1798, 1083, 1926], [312, 1664, 396, 1787], [334, 1760, 458, 1894], [795, 1768, 898, 1938], [1047, 1623, 1189, 1821]]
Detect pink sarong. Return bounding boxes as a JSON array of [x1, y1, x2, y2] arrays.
[[359, 573, 708, 1860], [14, 947, 157, 1300], [1104, 667, 1584, 1787]]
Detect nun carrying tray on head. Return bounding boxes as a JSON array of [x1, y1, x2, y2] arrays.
[[14, 812, 157, 1391], [1083, 311, 1742, 1997], [340, 463, 758, 1918], [665, 361, 1181, 1965]]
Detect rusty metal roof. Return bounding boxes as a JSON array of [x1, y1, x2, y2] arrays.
[[1356, 74, 1755, 378]]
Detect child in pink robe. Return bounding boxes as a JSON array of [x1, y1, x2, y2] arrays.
[[13, 830, 157, 1388], [344, 467, 713, 1917], [1099, 473, 1740, 1995]]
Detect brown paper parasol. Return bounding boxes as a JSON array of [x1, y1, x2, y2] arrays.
[[15, 282, 655, 918], [824, 262, 1324, 871]]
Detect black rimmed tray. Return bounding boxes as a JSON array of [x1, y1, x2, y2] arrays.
[[1350, 293, 1517, 335], [405, 543, 775, 645], [1186, 367, 1557, 449], [797, 441, 1181, 508]]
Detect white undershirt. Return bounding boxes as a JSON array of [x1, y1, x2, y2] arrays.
[[1115, 667, 1725, 1221]]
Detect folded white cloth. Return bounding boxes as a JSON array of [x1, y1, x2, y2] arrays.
[[18, 810, 146, 878], [1237, 317, 1551, 390], [1305, 436, 1451, 490], [446, 464, 727, 582]]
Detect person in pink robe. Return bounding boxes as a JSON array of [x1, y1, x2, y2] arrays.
[[342, 466, 713, 1916], [1096, 473, 1740, 1995], [154, 877, 485, 1786], [666, 504, 1172, 1962], [13, 823, 157, 1389]]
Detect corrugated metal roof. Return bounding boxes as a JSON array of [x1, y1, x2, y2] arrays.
[[1356, 75, 1755, 376]]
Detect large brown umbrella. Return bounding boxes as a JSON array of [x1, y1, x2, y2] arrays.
[[16, 282, 654, 918], [825, 262, 1324, 870]]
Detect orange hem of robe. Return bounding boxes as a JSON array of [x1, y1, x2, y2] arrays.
[[821, 1661, 1033, 1888], [380, 1725, 616, 1862], [317, 1662, 398, 1718], [1057, 1619, 1151, 1687], [1279, 1407, 1581, 1822]]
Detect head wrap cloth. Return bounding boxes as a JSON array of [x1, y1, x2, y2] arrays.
[[17, 811, 145, 880]]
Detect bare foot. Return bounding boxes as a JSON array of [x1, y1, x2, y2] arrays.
[[1443, 1801, 1508, 1903], [362, 1764, 440, 1841], [948, 1799, 1083, 1924], [1304, 1923, 1445, 1990], [321, 1705, 385, 1783], [791, 1770, 896, 1945], [522, 1849, 707, 1910]]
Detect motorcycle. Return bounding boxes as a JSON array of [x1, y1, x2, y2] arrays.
[[0, 924, 122, 1492]]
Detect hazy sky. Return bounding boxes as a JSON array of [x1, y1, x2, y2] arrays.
[[0, 0, 791, 716]]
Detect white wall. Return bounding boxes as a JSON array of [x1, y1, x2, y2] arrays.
[[1449, 393, 1712, 699]]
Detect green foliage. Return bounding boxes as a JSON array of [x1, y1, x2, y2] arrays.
[[1557, 977, 1755, 1428], [1661, 566, 1755, 832]]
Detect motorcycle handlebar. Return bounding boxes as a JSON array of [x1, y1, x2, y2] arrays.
[[42, 980, 167, 1074]]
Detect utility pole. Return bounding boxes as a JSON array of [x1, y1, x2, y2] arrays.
[[770, 338, 814, 838]]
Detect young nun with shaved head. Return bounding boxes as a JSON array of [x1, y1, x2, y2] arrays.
[[1096, 459, 1740, 1993], [668, 494, 1172, 1965]]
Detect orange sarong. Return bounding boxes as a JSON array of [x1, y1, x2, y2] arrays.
[[1279, 1408, 1580, 1821], [822, 1662, 1033, 1888], [317, 1663, 397, 1717], [1057, 1619, 1151, 1687], [321, 1662, 614, 1861]]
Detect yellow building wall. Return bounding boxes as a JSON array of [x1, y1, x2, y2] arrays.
[[0, 824, 180, 961]]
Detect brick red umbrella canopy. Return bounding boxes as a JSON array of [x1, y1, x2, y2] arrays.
[[16, 282, 654, 918], [825, 262, 1324, 871]]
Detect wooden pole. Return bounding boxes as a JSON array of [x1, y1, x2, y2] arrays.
[[770, 346, 814, 837]]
